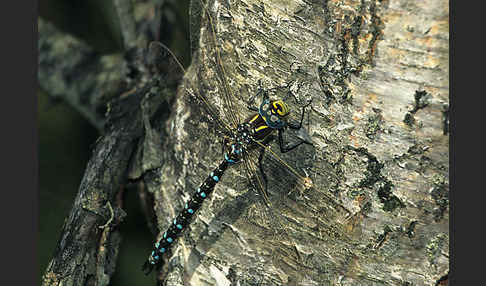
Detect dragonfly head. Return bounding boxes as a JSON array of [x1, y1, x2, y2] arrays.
[[260, 99, 289, 129]]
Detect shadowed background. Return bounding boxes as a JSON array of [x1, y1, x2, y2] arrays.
[[38, 0, 190, 284]]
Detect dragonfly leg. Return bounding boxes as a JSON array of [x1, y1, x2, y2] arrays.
[[278, 128, 312, 153], [222, 137, 228, 156], [287, 98, 312, 130]]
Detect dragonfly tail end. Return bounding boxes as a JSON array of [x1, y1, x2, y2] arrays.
[[142, 261, 154, 275]]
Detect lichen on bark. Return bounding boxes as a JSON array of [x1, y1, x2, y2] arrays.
[[151, 0, 449, 285]]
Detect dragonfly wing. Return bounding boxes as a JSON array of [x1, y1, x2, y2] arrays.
[[241, 149, 303, 260], [148, 41, 235, 136], [296, 126, 314, 145], [146, 41, 184, 83], [199, 4, 246, 128], [242, 151, 271, 208]]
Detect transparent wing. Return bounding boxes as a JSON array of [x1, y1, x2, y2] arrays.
[[240, 147, 307, 261], [254, 140, 349, 215], [149, 0, 245, 134], [146, 41, 184, 83], [198, 0, 244, 129], [148, 41, 234, 136]]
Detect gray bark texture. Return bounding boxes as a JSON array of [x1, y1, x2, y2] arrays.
[[153, 0, 449, 285], [40, 0, 449, 285], [39, 0, 177, 285]]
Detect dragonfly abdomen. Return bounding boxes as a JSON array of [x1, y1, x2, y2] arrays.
[[143, 157, 235, 274]]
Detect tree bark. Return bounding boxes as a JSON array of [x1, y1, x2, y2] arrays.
[[152, 0, 449, 285]]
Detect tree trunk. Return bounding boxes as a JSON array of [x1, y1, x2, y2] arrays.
[[153, 0, 449, 285], [40, 0, 449, 285]]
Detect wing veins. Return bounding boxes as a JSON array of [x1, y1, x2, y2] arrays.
[[242, 149, 302, 261], [201, 0, 242, 128]]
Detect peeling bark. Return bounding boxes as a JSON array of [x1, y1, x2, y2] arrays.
[[152, 0, 449, 285]]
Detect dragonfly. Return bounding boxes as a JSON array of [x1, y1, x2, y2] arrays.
[[142, 2, 317, 276]]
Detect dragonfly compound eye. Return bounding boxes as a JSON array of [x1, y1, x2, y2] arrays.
[[272, 100, 289, 117]]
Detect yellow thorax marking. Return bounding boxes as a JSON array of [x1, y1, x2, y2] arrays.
[[248, 114, 259, 123], [255, 125, 269, 132]]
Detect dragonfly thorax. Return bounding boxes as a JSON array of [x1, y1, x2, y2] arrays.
[[223, 123, 255, 164], [236, 123, 254, 144]]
